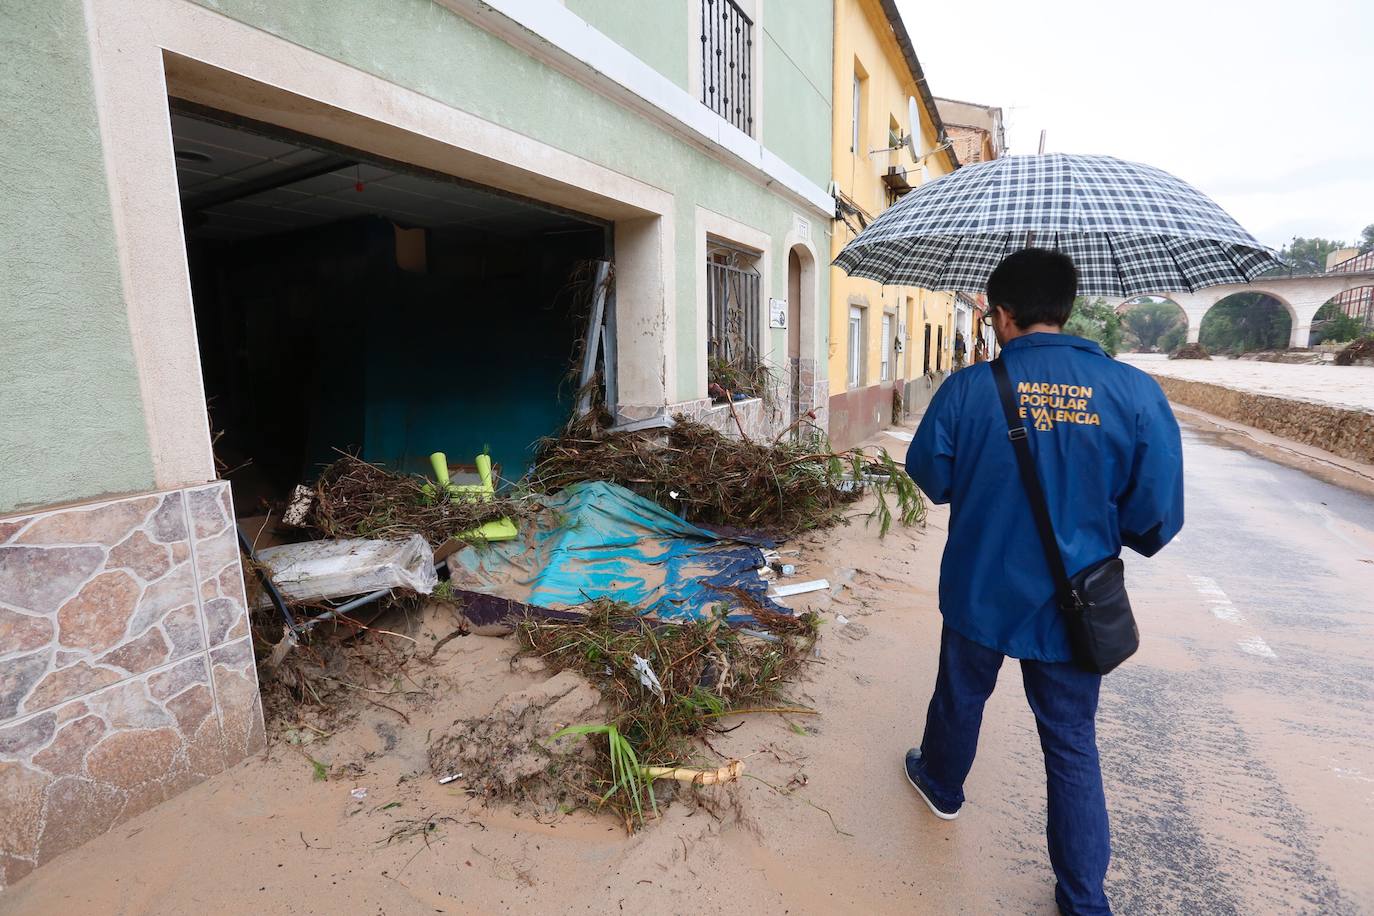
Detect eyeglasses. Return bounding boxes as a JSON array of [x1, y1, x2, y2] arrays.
[[980, 311, 996, 328]]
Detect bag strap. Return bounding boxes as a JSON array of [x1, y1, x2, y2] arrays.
[[990, 357, 1077, 609]]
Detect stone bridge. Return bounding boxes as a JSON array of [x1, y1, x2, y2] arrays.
[[1118, 271, 1374, 348]]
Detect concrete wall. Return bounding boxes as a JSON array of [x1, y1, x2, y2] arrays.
[[0, 1, 155, 514], [904, 369, 948, 416], [828, 380, 897, 449], [566, 0, 833, 192], [1153, 376, 1374, 464], [564, 0, 691, 90], [760, 0, 834, 190]]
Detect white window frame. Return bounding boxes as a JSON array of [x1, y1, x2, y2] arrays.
[[851, 74, 861, 153], [880, 312, 893, 381], [847, 305, 864, 389]]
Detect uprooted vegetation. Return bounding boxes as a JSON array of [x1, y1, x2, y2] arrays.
[[307, 453, 541, 545], [245, 411, 923, 834], [529, 416, 924, 536], [289, 417, 923, 554], [1335, 336, 1374, 366], [1169, 342, 1212, 360], [426, 599, 820, 830]]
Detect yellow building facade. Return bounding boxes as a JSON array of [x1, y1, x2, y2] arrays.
[[827, 0, 960, 448]]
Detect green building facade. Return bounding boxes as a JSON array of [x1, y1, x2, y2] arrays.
[[0, 0, 835, 886]]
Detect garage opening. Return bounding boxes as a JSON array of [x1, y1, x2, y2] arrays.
[[169, 105, 610, 516]]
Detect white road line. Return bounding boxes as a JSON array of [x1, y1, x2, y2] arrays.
[[1237, 636, 1278, 659], [1188, 575, 1277, 660], [1332, 766, 1374, 785], [884, 430, 914, 442]]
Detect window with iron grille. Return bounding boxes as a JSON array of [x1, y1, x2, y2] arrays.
[[707, 242, 762, 388], [700, 0, 754, 135]]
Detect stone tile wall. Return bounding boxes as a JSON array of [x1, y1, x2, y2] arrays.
[[0, 482, 264, 887], [620, 360, 829, 444], [689, 396, 778, 441]]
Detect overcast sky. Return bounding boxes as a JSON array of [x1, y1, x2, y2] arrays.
[[897, 0, 1374, 250]]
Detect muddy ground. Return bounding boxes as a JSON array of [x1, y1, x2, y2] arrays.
[[8, 417, 1374, 914], [6, 483, 989, 915]]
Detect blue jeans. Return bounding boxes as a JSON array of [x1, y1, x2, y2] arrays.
[[913, 625, 1111, 916]]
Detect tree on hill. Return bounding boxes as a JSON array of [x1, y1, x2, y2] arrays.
[[1158, 322, 1188, 354], [1120, 300, 1184, 351], [1199, 294, 1290, 352], [1065, 297, 1122, 356], [1278, 236, 1347, 274], [1360, 223, 1374, 255], [1311, 302, 1365, 345]]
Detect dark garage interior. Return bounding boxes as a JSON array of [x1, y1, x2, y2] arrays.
[[169, 105, 610, 515]]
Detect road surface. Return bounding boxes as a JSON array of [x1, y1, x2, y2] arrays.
[[1094, 421, 1374, 913], [5, 420, 1372, 915]]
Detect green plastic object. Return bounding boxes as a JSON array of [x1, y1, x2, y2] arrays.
[[430, 451, 517, 542], [423, 451, 462, 502]]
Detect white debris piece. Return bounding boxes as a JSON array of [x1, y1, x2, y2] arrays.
[[255, 534, 438, 605], [631, 653, 666, 705], [769, 579, 830, 599], [281, 484, 316, 527]]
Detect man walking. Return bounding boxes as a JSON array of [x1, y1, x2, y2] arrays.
[[903, 249, 1184, 914]]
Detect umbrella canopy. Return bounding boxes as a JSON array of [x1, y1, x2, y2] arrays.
[[833, 153, 1284, 298]]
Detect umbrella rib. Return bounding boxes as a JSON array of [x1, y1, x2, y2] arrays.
[[1159, 237, 1199, 293], [935, 234, 966, 292], [1101, 232, 1128, 299], [1221, 242, 1253, 283]]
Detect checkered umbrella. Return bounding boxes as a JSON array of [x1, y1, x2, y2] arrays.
[[833, 154, 1284, 298]]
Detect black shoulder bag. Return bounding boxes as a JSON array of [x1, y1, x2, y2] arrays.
[[990, 357, 1139, 675]]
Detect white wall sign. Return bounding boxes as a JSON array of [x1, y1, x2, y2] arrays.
[[792, 213, 810, 243], [769, 298, 788, 329]]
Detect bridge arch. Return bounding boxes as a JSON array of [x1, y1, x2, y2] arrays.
[[1116, 297, 1189, 353], [1198, 291, 1295, 353], [1114, 278, 1358, 350]]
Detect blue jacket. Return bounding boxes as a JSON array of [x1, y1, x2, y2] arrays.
[[906, 333, 1184, 662]]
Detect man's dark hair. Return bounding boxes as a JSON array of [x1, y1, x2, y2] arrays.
[[986, 248, 1078, 328]]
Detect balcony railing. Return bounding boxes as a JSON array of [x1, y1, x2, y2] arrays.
[[1330, 249, 1374, 274], [1328, 250, 1374, 328], [700, 0, 753, 136]]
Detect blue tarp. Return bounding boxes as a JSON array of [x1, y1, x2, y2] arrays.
[[447, 481, 784, 621]]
